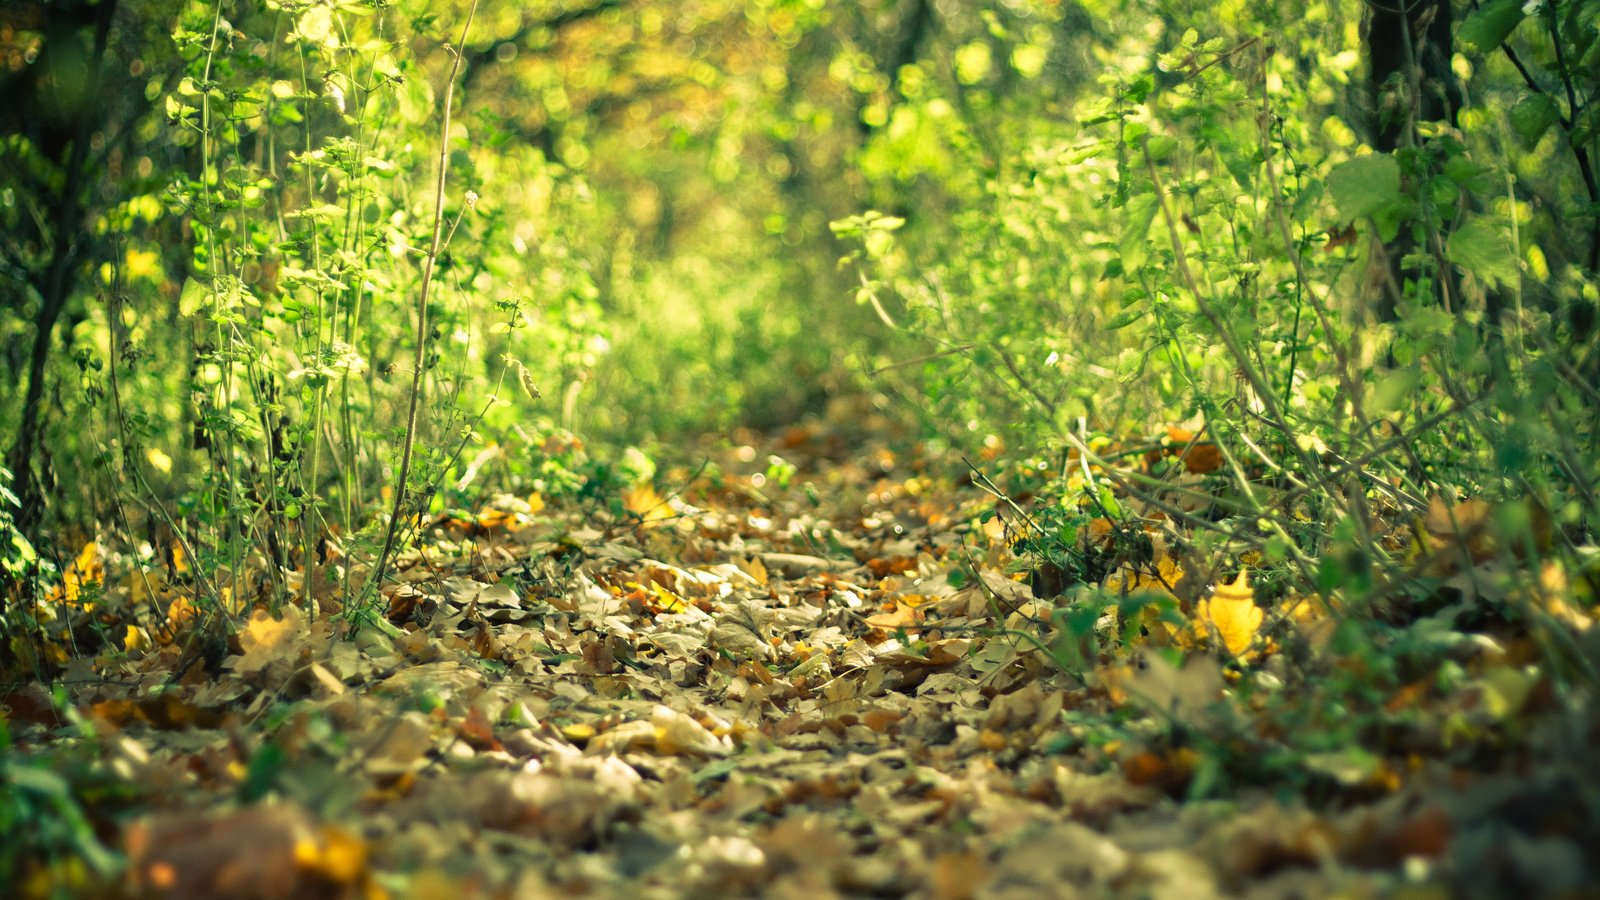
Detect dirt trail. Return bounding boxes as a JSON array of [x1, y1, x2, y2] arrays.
[[7, 427, 1598, 898]]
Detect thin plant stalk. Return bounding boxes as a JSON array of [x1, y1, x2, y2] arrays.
[[370, 0, 482, 602]]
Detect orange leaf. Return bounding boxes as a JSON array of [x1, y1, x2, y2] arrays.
[[864, 599, 923, 630]]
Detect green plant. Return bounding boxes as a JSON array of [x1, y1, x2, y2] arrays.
[[0, 465, 40, 590], [0, 707, 125, 897], [836, 0, 1596, 631], [45, 0, 605, 638]]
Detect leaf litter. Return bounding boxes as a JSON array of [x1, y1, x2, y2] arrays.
[[4, 421, 1600, 898]]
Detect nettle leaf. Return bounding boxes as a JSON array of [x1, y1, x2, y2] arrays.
[[1510, 94, 1561, 148], [1327, 154, 1400, 221], [179, 277, 209, 317], [1459, 0, 1526, 53], [399, 74, 435, 126], [1371, 199, 1414, 243], [1446, 218, 1519, 288]]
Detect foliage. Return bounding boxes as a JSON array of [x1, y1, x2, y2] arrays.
[[0, 701, 125, 898], [0, 465, 40, 588], [834, 0, 1597, 672], [2, 0, 1599, 892]]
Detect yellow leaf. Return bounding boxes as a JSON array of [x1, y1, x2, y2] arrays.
[[1101, 546, 1185, 600], [622, 483, 672, 525], [864, 598, 923, 630], [145, 448, 173, 474], [235, 607, 303, 675], [650, 582, 687, 613], [158, 596, 199, 645], [562, 722, 596, 744], [295, 825, 367, 884], [1198, 569, 1263, 658], [54, 541, 104, 605], [124, 247, 162, 284], [738, 554, 769, 586]]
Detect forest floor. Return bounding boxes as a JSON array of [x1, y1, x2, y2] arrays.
[[4, 420, 1600, 899]]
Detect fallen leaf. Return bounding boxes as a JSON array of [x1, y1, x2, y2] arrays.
[[623, 482, 673, 525], [127, 806, 330, 899], [51, 541, 103, 605], [864, 598, 923, 630], [1197, 569, 1262, 658], [233, 606, 304, 676]]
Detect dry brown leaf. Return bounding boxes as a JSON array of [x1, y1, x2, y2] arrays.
[[864, 598, 923, 630], [931, 849, 991, 900], [1423, 495, 1496, 563], [234, 606, 303, 676], [127, 805, 366, 899]]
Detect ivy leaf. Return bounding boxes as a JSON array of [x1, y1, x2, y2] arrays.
[[1458, 0, 1526, 53], [1510, 94, 1561, 148], [1326, 154, 1400, 221], [1446, 218, 1519, 289]]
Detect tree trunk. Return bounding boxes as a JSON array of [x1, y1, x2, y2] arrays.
[[1365, 0, 1461, 322], [5, 0, 118, 535]]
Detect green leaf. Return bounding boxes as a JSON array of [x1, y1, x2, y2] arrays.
[[396, 71, 435, 125], [1510, 94, 1561, 148], [1120, 192, 1161, 270], [1446, 218, 1519, 289], [1303, 747, 1382, 786], [238, 743, 285, 803], [1458, 0, 1526, 53], [691, 757, 740, 786], [1372, 368, 1420, 414], [179, 277, 209, 317], [1106, 306, 1146, 330], [1327, 154, 1400, 221], [7, 764, 71, 796], [295, 6, 337, 49], [1573, 104, 1600, 147], [1146, 135, 1178, 162]]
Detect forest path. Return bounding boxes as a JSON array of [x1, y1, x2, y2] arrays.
[[6, 422, 1594, 898]]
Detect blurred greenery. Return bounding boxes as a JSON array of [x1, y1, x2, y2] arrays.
[[0, 0, 1595, 638]]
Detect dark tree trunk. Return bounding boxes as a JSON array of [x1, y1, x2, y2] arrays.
[[4, 0, 119, 535], [1364, 0, 1462, 321], [856, 0, 933, 139]]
